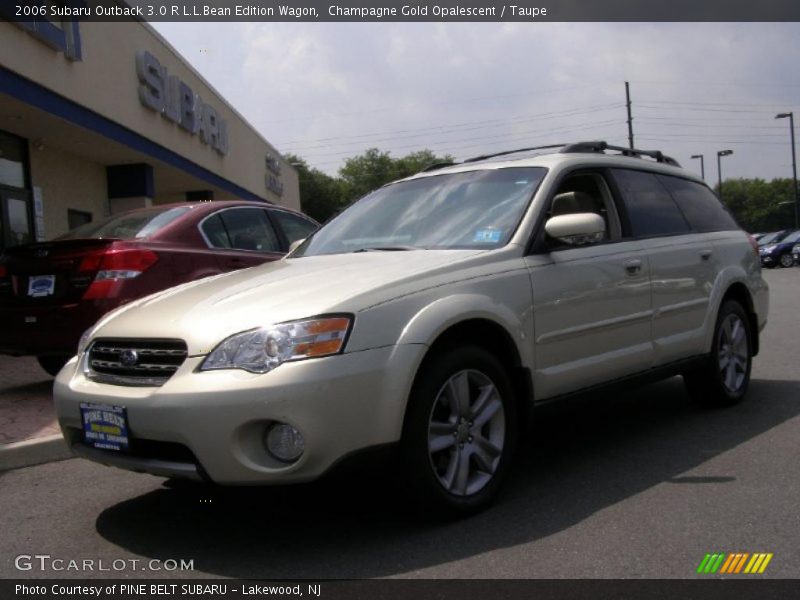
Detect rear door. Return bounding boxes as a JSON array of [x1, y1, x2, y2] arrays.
[[610, 168, 715, 365], [525, 169, 654, 400]]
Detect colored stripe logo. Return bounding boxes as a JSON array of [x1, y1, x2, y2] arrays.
[[697, 552, 773, 574]]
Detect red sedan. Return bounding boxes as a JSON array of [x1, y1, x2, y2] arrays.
[[0, 201, 318, 375]]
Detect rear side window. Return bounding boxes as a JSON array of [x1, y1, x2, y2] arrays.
[[271, 210, 318, 245], [611, 169, 690, 237], [658, 175, 739, 232]]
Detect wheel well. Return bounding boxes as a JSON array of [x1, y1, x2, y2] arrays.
[[421, 319, 534, 420], [721, 283, 759, 356]]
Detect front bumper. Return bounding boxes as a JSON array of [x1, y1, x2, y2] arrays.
[[55, 344, 424, 484]]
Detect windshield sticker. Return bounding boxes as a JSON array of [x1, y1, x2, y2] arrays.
[[473, 229, 502, 243]]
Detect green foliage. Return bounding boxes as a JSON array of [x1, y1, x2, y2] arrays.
[[284, 154, 346, 223], [717, 178, 798, 232], [288, 149, 454, 222], [338, 148, 454, 203]]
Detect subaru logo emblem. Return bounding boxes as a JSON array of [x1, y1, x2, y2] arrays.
[[120, 349, 139, 367], [34, 248, 49, 258]]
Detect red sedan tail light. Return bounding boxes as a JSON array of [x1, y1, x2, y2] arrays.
[[80, 249, 159, 299]]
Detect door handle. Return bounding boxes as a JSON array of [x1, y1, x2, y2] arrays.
[[700, 249, 713, 261], [624, 259, 642, 275]]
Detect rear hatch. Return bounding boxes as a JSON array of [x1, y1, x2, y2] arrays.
[[0, 239, 118, 306]]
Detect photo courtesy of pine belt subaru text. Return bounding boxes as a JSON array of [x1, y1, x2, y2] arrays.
[[53, 141, 769, 517]]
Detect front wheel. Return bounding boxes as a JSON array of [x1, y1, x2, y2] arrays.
[[779, 253, 794, 268], [401, 345, 517, 517], [684, 300, 752, 407]]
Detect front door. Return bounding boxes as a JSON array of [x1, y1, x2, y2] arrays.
[[525, 169, 654, 400]]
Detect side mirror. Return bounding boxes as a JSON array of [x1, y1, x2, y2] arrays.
[[544, 213, 605, 246], [287, 238, 306, 254]]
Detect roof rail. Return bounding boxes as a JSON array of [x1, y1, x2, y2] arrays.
[[561, 141, 681, 167], [420, 161, 457, 172], [463, 144, 567, 164]]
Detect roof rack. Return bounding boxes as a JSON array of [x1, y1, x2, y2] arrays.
[[561, 141, 681, 167], [418, 140, 681, 174], [462, 144, 567, 164]]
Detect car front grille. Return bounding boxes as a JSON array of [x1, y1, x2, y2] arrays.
[[86, 338, 188, 386]]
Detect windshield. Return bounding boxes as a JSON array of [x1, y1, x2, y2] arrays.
[[59, 207, 192, 240], [295, 167, 546, 256]]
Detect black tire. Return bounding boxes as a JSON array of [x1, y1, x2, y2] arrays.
[[37, 355, 70, 377], [401, 345, 517, 518], [683, 300, 753, 408], [779, 253, 794, 268]]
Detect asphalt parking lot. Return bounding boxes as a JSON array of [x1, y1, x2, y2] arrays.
[[0, 268, 798, 580]]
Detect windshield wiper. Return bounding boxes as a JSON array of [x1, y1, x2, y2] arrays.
[[351, 246, 419, 253]]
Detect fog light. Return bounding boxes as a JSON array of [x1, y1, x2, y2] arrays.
[[265, 423, 305, 463]]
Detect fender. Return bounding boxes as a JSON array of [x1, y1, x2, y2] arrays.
[[701, 265, 757, 354], [395, 293, 533, 369]]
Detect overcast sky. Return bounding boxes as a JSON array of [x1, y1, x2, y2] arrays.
[[151, 22, 800, 182]]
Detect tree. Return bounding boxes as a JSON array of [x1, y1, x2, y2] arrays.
[[717, 178, 796, 232], [284, 154, 346, 223], [338, 148, 455, 203]]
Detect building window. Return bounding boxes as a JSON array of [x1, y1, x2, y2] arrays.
[[0, 130, 28, 190], [68, 209, 93, 231]]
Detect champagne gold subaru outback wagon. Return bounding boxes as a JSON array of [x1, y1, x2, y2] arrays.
[[55, 141, 769, 516]]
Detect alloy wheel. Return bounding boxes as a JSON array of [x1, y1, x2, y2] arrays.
[[718, 313, 749, 394], [427, 369, 506, 496]]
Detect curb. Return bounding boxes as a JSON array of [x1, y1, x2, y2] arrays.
[[0, 434, 72, 472]]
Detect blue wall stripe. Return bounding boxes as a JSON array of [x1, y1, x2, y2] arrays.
[[0, 65, 269, 204]]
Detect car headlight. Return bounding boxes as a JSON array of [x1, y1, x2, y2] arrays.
[[761, 244, 777, 254], [200, 316, 352, 374]]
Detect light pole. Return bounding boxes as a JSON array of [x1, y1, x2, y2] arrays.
[[775, 112, 798, 229], [691, 154, 705, 179], [717, 149, 733, 200]]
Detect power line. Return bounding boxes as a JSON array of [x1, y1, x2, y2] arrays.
[[295, 119, 623, 161], [276, 102, 625, 148]]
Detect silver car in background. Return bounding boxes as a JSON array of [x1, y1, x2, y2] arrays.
[[55, 142, 768, 516]]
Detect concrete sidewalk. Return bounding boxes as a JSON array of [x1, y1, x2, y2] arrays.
[[0, 356, 70, 470]]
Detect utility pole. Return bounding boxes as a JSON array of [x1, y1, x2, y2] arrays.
[[775, 112, 798, 229], [625, 81, 634, 149], [691, 154, 705, 179]]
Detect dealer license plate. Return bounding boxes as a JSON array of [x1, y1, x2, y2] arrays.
[[28, 274, 55, 297], [80, 403, 130, 451]]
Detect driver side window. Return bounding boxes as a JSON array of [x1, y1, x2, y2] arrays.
[[545, 172, 621, 244]]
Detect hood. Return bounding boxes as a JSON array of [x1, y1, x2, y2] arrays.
[[90, 249, 485, 354]]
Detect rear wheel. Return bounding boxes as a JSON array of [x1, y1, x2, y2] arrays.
[[684, 300, 752, 407], [401, 345, 517, 517], [37, 355, 70, 377]]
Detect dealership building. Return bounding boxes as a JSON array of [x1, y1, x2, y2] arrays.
[[0, 17, 299, 252]]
